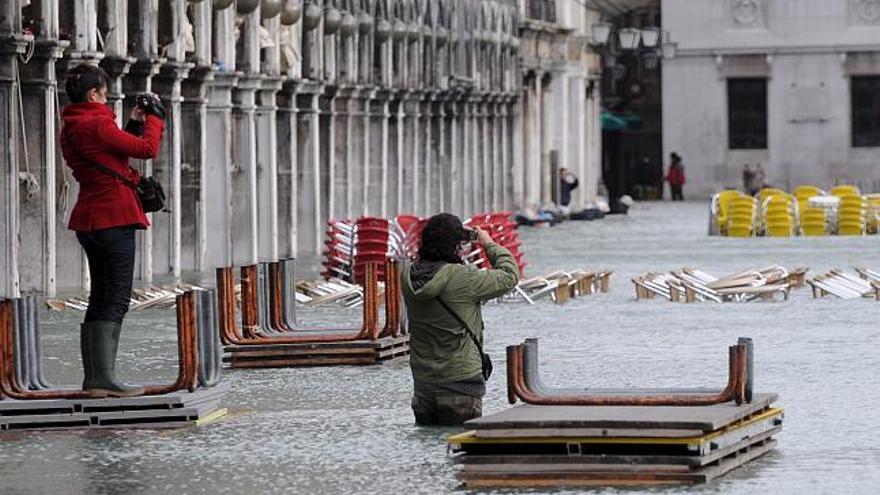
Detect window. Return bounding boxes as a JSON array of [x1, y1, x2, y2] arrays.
[[852, 76, 880, 147], [728, 78, 768, 149]]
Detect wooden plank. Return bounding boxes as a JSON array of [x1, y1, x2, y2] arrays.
[[474, 427, 705, 439], [458, 426, 781, 467], [461, 440, 777, 488], [464, 394, 778, 431]]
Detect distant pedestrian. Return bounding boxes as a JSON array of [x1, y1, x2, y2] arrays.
[[665, 152, 686, 201], [743, 163, 765, 196], [559, 168, 579, 208]]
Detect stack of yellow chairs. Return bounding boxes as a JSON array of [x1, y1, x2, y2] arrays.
[[726, 196, 758, 237], [801, 207, 828, 236], [794, 185, 823, 220], [713, 189, 746, 235], [837, 195, 867, 236], [763, 194, 797, 237]]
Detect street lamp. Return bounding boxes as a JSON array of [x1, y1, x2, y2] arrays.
[[591, 22, 613, 45], [617, 28, 641, 50]]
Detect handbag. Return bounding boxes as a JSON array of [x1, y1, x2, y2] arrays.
[[63, 127, 167, 213], [436, 297, 493, 381]]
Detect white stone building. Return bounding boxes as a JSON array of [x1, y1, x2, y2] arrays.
[[662, 0, 880, 198]]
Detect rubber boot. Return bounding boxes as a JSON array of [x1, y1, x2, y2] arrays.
[[80, 323, 93, 390], [81, 321, 145, 398]]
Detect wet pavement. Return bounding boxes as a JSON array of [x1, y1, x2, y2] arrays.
[[1, 201, 879, 494]]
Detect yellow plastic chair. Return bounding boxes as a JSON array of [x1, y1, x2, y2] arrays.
[[767, 223, 795, 237], [830, 185, 861, 198], [758, 188, 787, 202], [838, 220, 865, 236], [728, 224, 754, 238], [794, 185, 823, 200], [802, 221, 828, 236], [714, 190, 745, 234]]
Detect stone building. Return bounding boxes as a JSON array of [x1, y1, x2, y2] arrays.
[[0, 0, 602, 298], [663, 0, 880, 197]]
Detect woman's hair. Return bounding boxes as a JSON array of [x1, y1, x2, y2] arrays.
[[64, 64, 110, 103], [418, 213, 467, 264]]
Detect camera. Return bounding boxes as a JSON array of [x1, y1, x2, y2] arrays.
[[464, 229, 478, 242], [135, 92, 166, 120]]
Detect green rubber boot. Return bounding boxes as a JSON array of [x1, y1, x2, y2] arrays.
[[81, 321, 145, 398]]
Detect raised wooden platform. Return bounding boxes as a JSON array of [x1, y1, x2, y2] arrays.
[[0, 384, 228, 431], [449, 395, 782, 488], [223, 335, 410, 368]]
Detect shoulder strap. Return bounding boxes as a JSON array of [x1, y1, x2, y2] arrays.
[[436, 297, 483, 354], [62, 125, 139, 189]]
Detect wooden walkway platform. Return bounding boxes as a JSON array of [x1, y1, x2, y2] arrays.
[[223, 335, 410, 368], [449, 395, 782, 487], [0, 383, 228, 431]]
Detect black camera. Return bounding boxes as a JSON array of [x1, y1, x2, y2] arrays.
[[135, 92, 166, 120], [464, 229, 478, 242]]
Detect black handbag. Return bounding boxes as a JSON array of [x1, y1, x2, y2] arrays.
[[63, 127, 168, 213], [436, 298, 493, 381]]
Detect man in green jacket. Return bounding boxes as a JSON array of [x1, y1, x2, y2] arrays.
[[401, 213, 520, 425]]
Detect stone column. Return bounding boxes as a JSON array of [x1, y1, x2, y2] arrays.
[[0, 12, 27, 297], [277, 80, 298, 257], [204, 72, 238, 268], [295, 83, 323, 255], [17, 21, 66, 296]]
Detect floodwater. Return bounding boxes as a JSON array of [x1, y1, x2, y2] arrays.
[[2, 201, 879, 494]]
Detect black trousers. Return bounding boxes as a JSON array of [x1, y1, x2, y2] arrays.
[[76, 226, 137, 324], [671, 185, 684, 201]]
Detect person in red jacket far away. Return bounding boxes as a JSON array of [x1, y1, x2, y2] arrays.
[[60, 64, 166, 397], [665, 152, 686, 201]]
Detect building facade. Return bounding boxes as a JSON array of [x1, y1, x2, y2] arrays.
[[662, 0, 880, 198], [0, 0, 603, 297]]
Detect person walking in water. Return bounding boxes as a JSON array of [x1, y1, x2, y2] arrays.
[[60, 64, 166, 397], [401, 214, 519, 425], [559, 167, 580, 209], [665, 152, 686, 201]]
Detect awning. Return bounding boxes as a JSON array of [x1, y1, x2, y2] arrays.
[[601, 111, 642, 131]]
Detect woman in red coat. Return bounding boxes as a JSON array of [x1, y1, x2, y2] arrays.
[[665, 152, 686, 201], [60, 64, 165, 397]]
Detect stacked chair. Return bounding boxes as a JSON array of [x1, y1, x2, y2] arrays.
[[867, 196, 880, 234], [466, 212, 526, 276], [322, 219, 355, 280], [762, 193, 797, 237], [710, 189, 746, 236], [726, 196, 759, 237], [837, 195, 867, 236]]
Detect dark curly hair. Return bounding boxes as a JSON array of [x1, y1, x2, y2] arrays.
[[64, 63, 109, 103], [418, 213, 468, 264]]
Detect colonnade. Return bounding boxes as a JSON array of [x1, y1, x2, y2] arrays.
[[1, 0, 601, 297]]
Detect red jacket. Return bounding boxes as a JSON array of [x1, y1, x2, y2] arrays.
[[666, 164, 686, 187], [60, 103, 164, 232]]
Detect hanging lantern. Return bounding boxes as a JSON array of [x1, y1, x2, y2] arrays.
[[236, 0, 260, 15], [213, 0, 235, 9], [340, 12, 357, 37], [375, 18, 392, 41], [618, 28, 641, 50], [357, 12, 373, 34], [303, 2, 322, 30], [591, 22, 612, 45], [280, 0, 302, 25], [261, 0, 283, 18], [641, 27, 661, 48]]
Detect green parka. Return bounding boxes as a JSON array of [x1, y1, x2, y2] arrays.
[[401, 243, 520, 384]]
